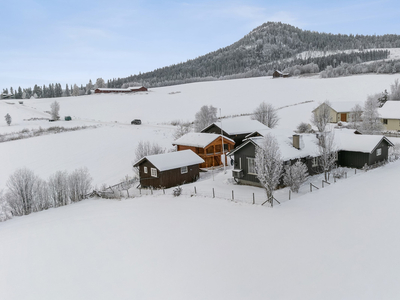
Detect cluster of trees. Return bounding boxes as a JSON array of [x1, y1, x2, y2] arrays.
[[1, 78, 105, 100], [1, 167, 92, 220]]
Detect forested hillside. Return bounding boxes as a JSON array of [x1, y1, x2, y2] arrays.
[[111, 22, 400, 88]]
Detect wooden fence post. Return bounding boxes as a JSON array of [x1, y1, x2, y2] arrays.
[[310, 183, 312, 192], [194, 186, 197, 195], [163, 189, 165, 195], [253, 193, 255, 205], [151, 188, 153, 195], [212, 188, 215, 198], [289, 190, 291, 200], [232, 190, 234, 201]]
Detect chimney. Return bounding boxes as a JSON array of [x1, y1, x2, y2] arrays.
[[293, 134, 304, 150], [293, 134, 300, 149]]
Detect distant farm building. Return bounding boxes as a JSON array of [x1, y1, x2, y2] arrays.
[[272, 70, 289, 78], [94, 86, 148, 94], [173, 132, 235, 168], [312, 101, 363, 123], [133, 150, 204, 189]]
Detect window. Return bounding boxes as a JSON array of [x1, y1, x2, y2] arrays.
[[376, 148, 382, 156], [247, 157, 256, 174], [144, 166, 148, 174], [312, 157, 319, 167], [151, 168, 157, 177], [181, 166, 188, 174], [383, 119, 388, 125]]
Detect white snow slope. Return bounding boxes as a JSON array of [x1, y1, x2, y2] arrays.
[[1, 160, 400, 300]]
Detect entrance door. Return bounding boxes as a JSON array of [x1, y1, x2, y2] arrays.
[[341, 113, 347, 122]]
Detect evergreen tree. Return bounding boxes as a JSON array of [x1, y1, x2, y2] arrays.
[[65, 84, 70, 96]]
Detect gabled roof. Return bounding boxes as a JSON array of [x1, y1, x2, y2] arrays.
[[334, 130, 394, 153], [229, 129, 320, 161], [229, 128, 393, 160], [201, 118, 269, 135], [133, 150, 204, 171], [378, 101, 400, 119], [312, 101, 363, 113], [128, 86, 146, 90], [173, 132, 234, 148]]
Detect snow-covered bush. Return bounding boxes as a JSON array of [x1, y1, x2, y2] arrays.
[[331, 167, 346, 179], [50, 101, 60, 120], [48, 171, 69, 207], [389, 144, 400, 162], [283, 160, 308, 193], [296, 122, 311, 133], [194, 105, 217, 132], [173, 186, 182, 197], [4, 113, 11, 126]]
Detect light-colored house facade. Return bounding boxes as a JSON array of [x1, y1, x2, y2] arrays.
[[312, 101, 363, 123], [379, 101, 400, 131]]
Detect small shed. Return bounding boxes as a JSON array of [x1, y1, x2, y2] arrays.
[[173, 132, 235, 168], [336, 133, 394, 168], [133, 150, 205, 189]]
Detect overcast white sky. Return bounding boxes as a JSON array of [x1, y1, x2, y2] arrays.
[[1, 0, 399, 91]]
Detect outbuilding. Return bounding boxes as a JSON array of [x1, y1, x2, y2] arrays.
[[133, 150, 204, 189]]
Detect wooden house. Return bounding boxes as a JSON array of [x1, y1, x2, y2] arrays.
[[228, 128, 393, 187], [133, 150, 204, 189], [201, 118, 269, 147], [228, 129, 321, 187], [272, 70, 289, 78], [312, 101, 363, 123], [173, 132, 235, 168], [379, 101, 400, 131]]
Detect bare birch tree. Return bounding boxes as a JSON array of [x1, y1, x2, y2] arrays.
[[194, 105, 217, 132], [361, 95, 384, 134], [251, 102, 279, 128], [349, 103, 363, 129], [255, 134, 283, 205], [317, 131, 337, 181]]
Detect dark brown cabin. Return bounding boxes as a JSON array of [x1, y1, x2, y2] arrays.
[[133, 150, 204, 189]]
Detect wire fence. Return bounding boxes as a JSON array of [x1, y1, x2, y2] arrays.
[[88, 160, 390, 207]]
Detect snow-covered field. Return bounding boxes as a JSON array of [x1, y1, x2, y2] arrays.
[[1, 73, 400, 298], [1, 160, 400, 300], [1, 73, 400, 189]]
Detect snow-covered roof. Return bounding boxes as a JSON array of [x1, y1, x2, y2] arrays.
[[378, 101, 400, 119], [128, 86, 145, 90], [230, 128, 393, 160], [96, 88, 132, 92], [312, 101, 363, 113], [134, 150, 204, 171], [334, 130, 393, 153], [202, 118, 269, 135], [230, 128, 320, 161], [173, 132, 235, 148]]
